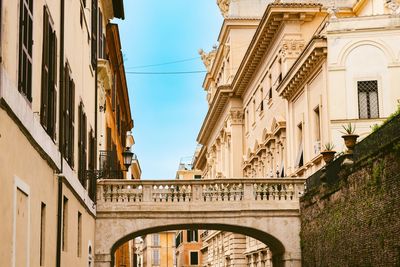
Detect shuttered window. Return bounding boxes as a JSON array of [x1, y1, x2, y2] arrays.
[[78, 102, 87, 187], [60, 64, 75, 168], [88, 129, 96, 200], [40, 6, 57, 139], [18, 0, 34, 101], [91, 0, 98, 68]]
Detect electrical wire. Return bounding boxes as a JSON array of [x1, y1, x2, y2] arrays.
[[125, 57, 200, 70], [125, 70, 207, 75]]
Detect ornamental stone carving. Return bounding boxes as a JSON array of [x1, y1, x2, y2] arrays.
[[229, 109, 244, 125], [198, 46, 218, 72], [280, 39, 305, 60], [217, 0, 231, 18]]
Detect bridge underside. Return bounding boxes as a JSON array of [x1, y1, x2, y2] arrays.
[[95, 212, 302, 267]]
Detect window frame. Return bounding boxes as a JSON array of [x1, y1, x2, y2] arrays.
[[357, 80, 379, 119], [18, 0, 34, 102]]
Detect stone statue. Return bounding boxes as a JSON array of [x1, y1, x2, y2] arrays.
[[217, 0, 230, 18], [198, 47, 217, 72]]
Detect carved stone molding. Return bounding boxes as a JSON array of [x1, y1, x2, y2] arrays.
[[280, 39, 305, 60], [217, 0, 231, 18], [229, 109, 244, 125]]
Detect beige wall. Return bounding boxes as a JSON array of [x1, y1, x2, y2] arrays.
[[0, 0, 111, 266]]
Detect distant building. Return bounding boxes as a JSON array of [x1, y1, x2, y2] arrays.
[[194, 0, 400, 266], [174, 156, 202, 267], [141, 232, 176, 267]]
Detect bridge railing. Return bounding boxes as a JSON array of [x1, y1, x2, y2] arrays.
[[96, 178, 305, 204]]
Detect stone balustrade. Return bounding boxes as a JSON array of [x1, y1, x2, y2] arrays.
[[96, 178, 305, 205]]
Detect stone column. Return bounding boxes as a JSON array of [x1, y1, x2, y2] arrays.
[[228, 109, 244, 177], [95, 253, 111, 267]]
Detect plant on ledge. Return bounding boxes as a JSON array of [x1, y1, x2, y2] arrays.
[[321, 142, 336, 164], [341, 123, 359, 154]]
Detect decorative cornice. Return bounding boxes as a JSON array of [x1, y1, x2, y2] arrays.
[[217, 0, 231, 18], [231, 4, 322, 97], [277, 38, 327, 100]]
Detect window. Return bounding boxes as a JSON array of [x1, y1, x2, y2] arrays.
[[295, 123, 304, 168], [194, 175, 201, 179], [62, 196, 68, 251], [358, 80, 379, 119], [98, 9, 105, 59], [152, 249, 160, 266], [78, 102, 87, 187], [245, 109, 249, 132], [18, 0, 34, 101], [313, 106, 321, 142], [175, 232, 183, 247], [187, 230, 198, 242], [91, 0, 98, 68], [260, 88, 264, 112], [60, 64, 75, 167], [152, 234, 160, 246], [40, 203, 46, 266], [40, 7, 57, 139], [77, 212, 82, 257], [190, 251, 199, 265], [252, 99, 256, 124], [88, 129, 96, 200]]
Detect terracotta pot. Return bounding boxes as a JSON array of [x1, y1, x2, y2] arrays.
[[342, 134, 359, 153], [321, 150, 336, 164]]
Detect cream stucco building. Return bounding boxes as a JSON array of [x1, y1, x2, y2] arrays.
[[0, 0, 137, 267], [194, 0, 400, 266]]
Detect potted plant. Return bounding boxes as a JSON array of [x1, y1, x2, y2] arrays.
[[321, 142, 336, 164], [341, 123, 359, 154]]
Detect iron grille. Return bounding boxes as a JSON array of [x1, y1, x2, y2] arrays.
[[358, 80, 379, 119]]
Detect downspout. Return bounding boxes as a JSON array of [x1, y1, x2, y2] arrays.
[[56, 0, 65, 266]]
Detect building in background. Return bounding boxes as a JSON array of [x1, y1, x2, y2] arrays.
[[140, 232, 176, 267], [0, 0, 138, 266], [194, 0, 400, 266], [174, 157, 202, 267]]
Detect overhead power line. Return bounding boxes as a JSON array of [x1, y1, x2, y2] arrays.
[[125, 70, 206, 75], [126, 57, 200, 69]]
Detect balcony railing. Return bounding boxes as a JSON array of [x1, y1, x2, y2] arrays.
[[96, 178, 305, 204]]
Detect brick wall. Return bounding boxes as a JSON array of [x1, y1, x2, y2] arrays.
[[300, 145, 400, 267]]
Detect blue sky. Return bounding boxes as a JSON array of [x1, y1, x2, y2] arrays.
[[116, 1, 222, 179]]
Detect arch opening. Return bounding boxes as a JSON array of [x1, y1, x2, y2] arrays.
[[110, 223, 287, 267]]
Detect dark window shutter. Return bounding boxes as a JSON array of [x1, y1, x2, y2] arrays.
[[70, 80, 75, 167], [91, 0, 98, 67], [50, 33, 58, 139], [40, 7, 49, 128], [98, 9, 103, 59]]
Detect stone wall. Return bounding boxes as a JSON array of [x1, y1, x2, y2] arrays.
[[300, 117, 400, 267]]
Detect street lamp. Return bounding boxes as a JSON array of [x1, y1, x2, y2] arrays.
[[122, 147, 134, 170]]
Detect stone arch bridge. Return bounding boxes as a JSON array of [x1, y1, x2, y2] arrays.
[[95, 178, 305, 267]]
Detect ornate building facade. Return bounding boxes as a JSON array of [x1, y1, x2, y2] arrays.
[[194, 0, 400, 266]]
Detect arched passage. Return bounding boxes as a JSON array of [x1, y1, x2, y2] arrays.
[[95, 178, 305, 267], [110, 223, 286, 267]]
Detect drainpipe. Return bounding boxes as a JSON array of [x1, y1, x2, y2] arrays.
[[56, 0, 65, 266]]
